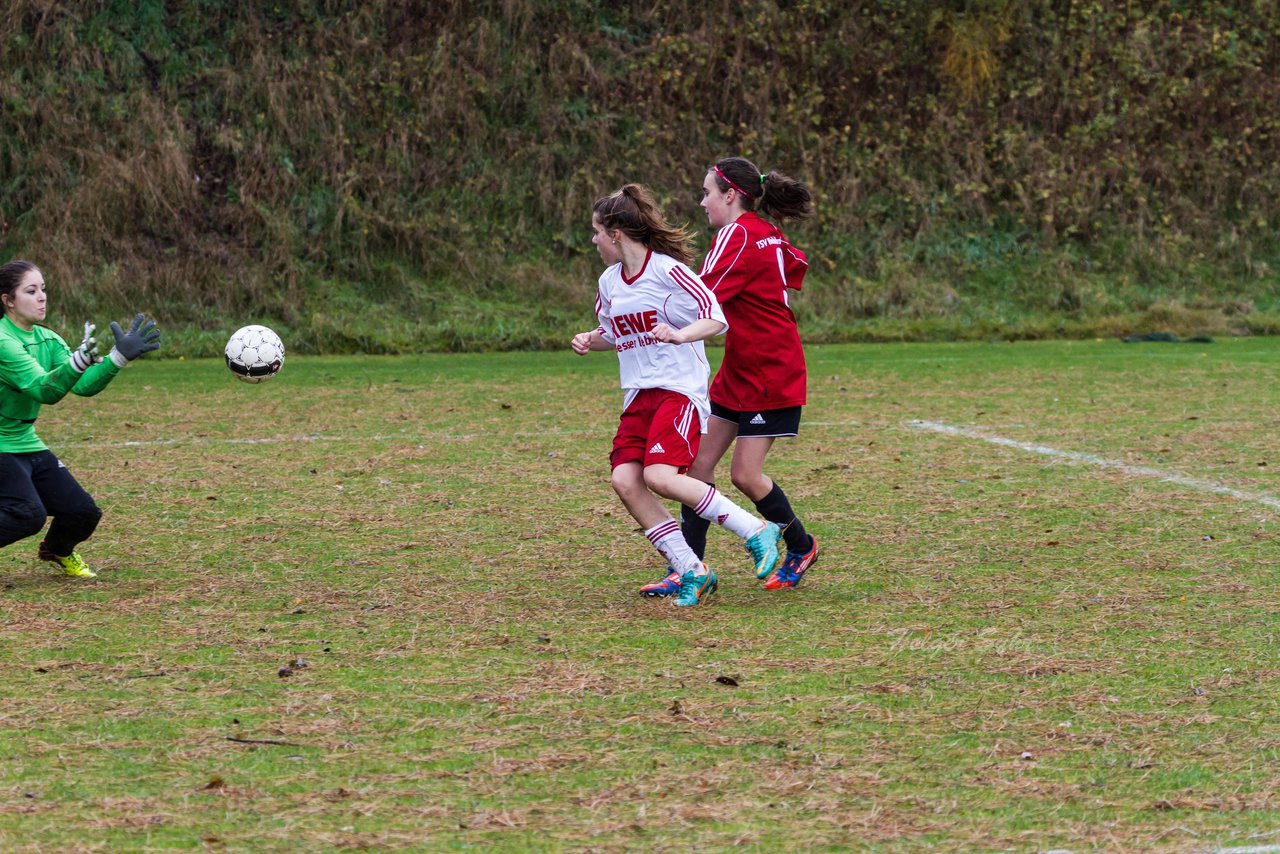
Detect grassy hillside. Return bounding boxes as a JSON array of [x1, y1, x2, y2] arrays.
[[2, 1, 1279, 353]]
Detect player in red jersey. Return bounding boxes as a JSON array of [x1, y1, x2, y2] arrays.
[[674, 156, 820, 591], [571, 184, 782, 606]]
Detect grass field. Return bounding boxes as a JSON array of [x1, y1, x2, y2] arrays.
[[3, 338, 1280, 852]]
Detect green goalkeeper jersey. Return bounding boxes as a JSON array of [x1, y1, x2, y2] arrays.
[[0, 314, 121, 453]]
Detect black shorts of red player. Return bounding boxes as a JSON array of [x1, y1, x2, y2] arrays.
[[709, 401, 801, 438]]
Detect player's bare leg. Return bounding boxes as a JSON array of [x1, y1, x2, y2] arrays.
[[680, 416, 737, 558], [612, 462, 708, 602], [646, 464, 780, 578], [686, 416, 738, 485], [728, 436, 776, 502]]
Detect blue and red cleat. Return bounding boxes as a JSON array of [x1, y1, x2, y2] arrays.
[[639, 566, 682, 597], [764, 536, 819, 590]]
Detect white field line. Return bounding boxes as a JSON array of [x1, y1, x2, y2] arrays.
[[907, 419, 1280, 513]]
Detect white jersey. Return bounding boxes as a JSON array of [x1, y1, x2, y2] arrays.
[[595, 250, 727, 429]]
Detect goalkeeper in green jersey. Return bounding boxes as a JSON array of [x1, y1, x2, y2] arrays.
[[0, 260, 160, 579]]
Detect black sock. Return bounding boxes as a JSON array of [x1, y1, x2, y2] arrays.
[[680, 482, 713, 560], [754, 482, 810, 554]]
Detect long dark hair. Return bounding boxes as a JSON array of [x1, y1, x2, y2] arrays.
[[711, 156, 814, 222], [593, 184, 695, 266], [0, 260, 38, 310]]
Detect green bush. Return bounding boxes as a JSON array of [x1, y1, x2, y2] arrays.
[[2, 1, 1277, 352]]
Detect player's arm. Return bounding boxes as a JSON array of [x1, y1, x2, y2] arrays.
[[573, 288, 616, 354], [650, 317, 726, 345], [0, 332, 88, 405], [70, 355, 122, 396], [652, 263, 729, 344], [781, 241, 809, 291], [699, 223, 749, 301], [571, 328, 612, 355]]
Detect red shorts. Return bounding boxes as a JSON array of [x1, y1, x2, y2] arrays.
[[610, 388, 701, 471]]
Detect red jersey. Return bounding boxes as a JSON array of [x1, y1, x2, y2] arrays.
[[699, 211, 808, 410]]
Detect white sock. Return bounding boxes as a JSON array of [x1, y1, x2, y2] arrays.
[[693, 486, 764, 540], [644, 519, 704, 575]]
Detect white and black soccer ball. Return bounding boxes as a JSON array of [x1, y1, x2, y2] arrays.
[[225, 324, 285, 384]]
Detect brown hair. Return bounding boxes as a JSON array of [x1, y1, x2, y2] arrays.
[[593, 184, 695, 266], [0, 260, 38, 311], [711, 156, 814, 222]]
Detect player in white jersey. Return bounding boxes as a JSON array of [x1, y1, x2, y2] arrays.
[[596, 249, 720, 428], [571, 184, 782, 606]]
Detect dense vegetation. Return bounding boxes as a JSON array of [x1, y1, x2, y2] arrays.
[[2, 1, 1278, 353]]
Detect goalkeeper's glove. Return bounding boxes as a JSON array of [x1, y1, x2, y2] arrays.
[[108, 313, 161, 367], [69, 322, 100, 374]]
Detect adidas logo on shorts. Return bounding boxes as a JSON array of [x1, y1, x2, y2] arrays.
[[649, 442, 666, 454], [750, 413, 766, 425]]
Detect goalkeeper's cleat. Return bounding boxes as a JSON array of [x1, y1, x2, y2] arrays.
[[744, 521, 781, 579], [674, 565, 717, 607], [38, 543, 96, 579], [764, 536, 819, 590], [639, 566, 682, 598]]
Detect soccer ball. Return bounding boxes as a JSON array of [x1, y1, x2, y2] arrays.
[[225, 325, 285, 383]]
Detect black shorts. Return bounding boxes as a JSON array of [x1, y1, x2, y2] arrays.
[[709, 402, 802, 438]]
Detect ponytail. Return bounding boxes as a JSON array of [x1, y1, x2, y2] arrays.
[[711, 156, 814, 222], [593, 183, 695, 266]]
